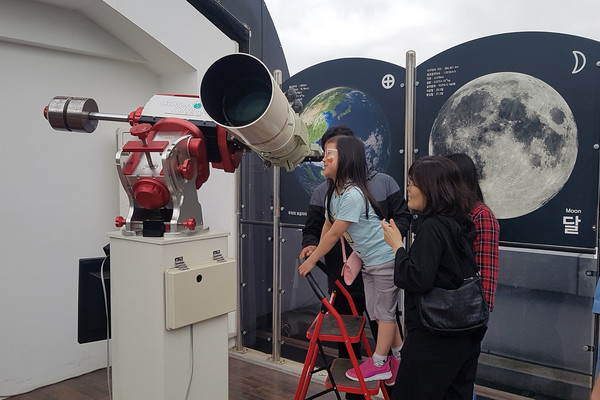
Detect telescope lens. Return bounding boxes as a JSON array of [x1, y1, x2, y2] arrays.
[[222, 78, 271, 127]]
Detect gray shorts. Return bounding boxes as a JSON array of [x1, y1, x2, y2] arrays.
[[362, 259, 399, 323]]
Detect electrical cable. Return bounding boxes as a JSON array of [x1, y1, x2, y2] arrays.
[[100, 256, 112, 400], [184, 325, 194, 400]]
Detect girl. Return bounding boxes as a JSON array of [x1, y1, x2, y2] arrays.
[[299, 135, 403, 384], [381, 156, 484, 399]]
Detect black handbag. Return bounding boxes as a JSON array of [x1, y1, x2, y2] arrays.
[[417, 274, 489, 336], [416, 216, 489, 336]]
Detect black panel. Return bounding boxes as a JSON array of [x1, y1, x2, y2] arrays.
[[77, 257, 110, 344]]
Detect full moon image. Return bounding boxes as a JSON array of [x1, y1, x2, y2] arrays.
[[429, 72, 578, 219]]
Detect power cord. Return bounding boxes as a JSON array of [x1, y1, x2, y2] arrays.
[[184, 325, 194, 400], [100, 256, 112, 400]]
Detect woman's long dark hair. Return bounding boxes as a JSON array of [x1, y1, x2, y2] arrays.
[[445, 153, 484, 203], [408, 156, 475, 219], [325, 135, 382, 222]]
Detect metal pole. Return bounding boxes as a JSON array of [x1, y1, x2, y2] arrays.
[[404, 50, 417, 193], [271, 166, 283, 362], [402, 50, 417, 338], [233, 166, 246, 352], [271, 69, 284, 363], [88, 112, 130, 123]]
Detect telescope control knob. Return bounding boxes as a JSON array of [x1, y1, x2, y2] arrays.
[[182, 218, 196, 231], [285, 87, 297, 102], [115, 216, 126, 227], [179, 159, 194, 180], [130, 123, 152, 140], [128, 107, 144, 126], [132, 178, 170, 210], [291, 99, 303, 114]]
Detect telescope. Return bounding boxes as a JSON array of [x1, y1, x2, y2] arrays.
[[43, 53, 321, 237], [201, 53, 322, 170]]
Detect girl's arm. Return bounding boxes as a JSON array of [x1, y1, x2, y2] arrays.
[[320, 218, 332, 242], [299, 218, 351, 276], [300, 217, 332, 260]]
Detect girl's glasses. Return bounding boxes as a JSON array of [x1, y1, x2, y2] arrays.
[[324, 149, 338, 163]]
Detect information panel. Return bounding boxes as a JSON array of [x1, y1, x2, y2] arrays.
[[416, 32, 600, 250], [280, 58, 406, 225]]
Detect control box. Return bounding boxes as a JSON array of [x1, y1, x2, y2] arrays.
[[164, 258, 236, 330]]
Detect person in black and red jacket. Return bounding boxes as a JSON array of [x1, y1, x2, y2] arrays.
[[445, 153, 499, 313], [298, 125, 411, 396]]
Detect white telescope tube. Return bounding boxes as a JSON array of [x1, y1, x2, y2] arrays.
[[200, 53, 321, 171]]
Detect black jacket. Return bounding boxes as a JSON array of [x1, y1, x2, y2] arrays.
[[393, 214, 477, 329]]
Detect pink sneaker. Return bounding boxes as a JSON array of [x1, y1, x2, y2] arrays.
[[385, 356, 401, 386], [345, 357, 391, 382]]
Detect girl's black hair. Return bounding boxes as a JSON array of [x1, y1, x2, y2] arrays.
[[324, 135, 382, 222], [445, 153, 484, 203], [408, 156, 475, 219]]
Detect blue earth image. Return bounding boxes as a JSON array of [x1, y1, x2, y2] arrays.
[[295, 87, 391, 195]]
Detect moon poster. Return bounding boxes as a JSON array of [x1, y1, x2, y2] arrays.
[[280, 58, 406, 225], [416, 32, 600, 251]]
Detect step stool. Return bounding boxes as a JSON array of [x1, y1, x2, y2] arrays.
[[294, 271, 390, 400]]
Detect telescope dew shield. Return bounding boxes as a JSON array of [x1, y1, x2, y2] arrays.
[[201, 53, 319, 171]]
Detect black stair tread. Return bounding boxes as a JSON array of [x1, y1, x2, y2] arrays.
[[325, 358, 381, 394], [307, 314, 365, 341]]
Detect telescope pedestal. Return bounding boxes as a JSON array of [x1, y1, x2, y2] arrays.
[[108, 231, 234, 400]]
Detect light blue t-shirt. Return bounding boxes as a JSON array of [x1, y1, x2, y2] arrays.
[[326, 185, 395, 267]]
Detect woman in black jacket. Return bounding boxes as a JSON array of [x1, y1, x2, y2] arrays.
[[381, 156, 485, 400]]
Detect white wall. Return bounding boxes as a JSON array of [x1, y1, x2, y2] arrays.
[[0, 0, 235, 396]]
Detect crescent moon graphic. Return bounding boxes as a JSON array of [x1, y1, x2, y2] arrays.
[[572, 50, 586, 74]]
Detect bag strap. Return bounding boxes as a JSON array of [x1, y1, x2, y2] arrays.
[[339, 183, 355, 196], [338, 183, 355, 264]]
